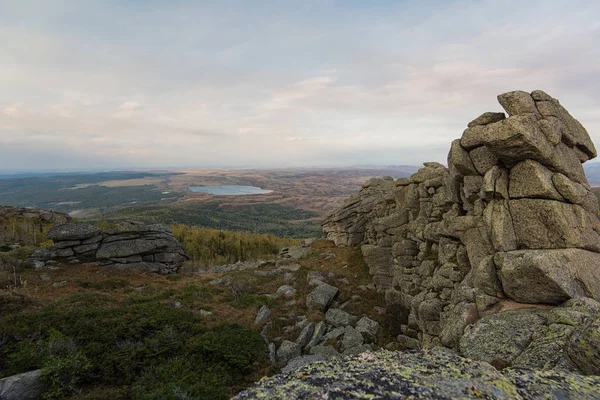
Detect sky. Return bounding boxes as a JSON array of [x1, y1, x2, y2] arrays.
[[1, 0, 600, 170]]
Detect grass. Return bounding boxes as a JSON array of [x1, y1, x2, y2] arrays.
[[0, 262, 268, 399], [0, 238, 396, 399]]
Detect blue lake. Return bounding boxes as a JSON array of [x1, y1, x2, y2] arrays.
[[188, 185, 273, 195]]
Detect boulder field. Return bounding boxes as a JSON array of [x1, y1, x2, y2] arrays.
[[237, 90, 600, 398]]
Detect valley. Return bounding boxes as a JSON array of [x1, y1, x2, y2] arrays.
[[0, 166, 419, 237]]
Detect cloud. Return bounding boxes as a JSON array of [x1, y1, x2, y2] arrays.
[[3, 107, 18, 117], [119, 101, 141, 111], [0, 1, 599, 170]]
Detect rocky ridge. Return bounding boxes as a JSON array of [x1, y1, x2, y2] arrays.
[[30, 221, 188, 274], [322, 90, 600, 366], [237, 90, 600, 398]]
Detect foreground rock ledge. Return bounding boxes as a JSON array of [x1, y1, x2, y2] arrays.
[[234, 349, 600, 399]]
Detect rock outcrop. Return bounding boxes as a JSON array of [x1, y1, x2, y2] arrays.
[[31, 221, 188, 273], [323, 90, 600, 371], [235, 348, 600, 399]]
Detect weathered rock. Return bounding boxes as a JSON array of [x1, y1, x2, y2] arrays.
[[552, 173, 599, 214], [306, 283, 339, 312], [308, 345, 339, 356], [234, 348, 600, 399], [509, 160, 563, 200], [567, 314, 600, 375], [279, 245, 312, 259], [325, 308, 358, 328], [295, 322, 315, 348], [534, 94, 597, 158], [460, 310, 547, 367], [281, 354, 331, 374], [483, 200, 517, 252], [48, 223, 101, 241], [497, 90, 541, 119], [340, 327, 364, 352], [468, 111, 506, 128], [509, 199, 600, 252], [304, 321, 327, 350], [448, 139, 478, 176], [0, 369, 44, 400], [277, 340, 301, 365], [276, 285, 297, 298], [321, 89, 600, 366], [496, 249, 600, 304], [254, 305, 271, 324], [342, 343, 373, 356], [481, 166, 508, 200], [355, 316, 380, 342], [469, 145, 499, 175]]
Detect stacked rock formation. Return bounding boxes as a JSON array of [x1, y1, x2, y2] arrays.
[[31, 221, 188, 274], [323, 90, 600, 371]]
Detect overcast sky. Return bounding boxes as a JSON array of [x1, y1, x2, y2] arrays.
[[1, 0, 599, 170]]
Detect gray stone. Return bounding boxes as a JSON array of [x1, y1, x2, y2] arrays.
[[325, 308, 358, 328], [96, 238, 174, 259], [467, 112, 506, 128], [342, 343, 373, 356], [254, 305, 271, 324], [509, 160, 563, 200], [279, 263, 302, 272], [320, 327, 346, 343], [483, 200, 517, 252], [497, 90, 541, 119], [448, 139, 478, 176], [481, 166, 508, 200], [276, 285, 297, 298], [0, 369, 44, 400], [281, 354, 331, 374], [355, 316, 380, 343], [567, 314, 600, 375], [469, 146, 498, 175], [54, 240, 80, 249], [496, 249, 600, 304], [48, 223, 101, 241], [340, 327, 364, 352], [277, 340, 301, 365], [305, 321, 327, 350], [509, 199, 600, 252], [55, 248, 74, 257], [552, 173, 599, 214], [460, 310, 547, 367], [535, 97, 597, 159], [233, 349, 600, 399], [295, 322, 315, 348], [308, 345, 339, 356], [306, 283, 339, 312], [73, 243, 99, 254], [280, 245, 312, 259]]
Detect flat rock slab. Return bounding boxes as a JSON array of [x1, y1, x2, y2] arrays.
[[234, 348, 600, 399], [48, 224, 101, 241]]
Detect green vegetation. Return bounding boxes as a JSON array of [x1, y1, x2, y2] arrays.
[[0, 172, 181, 213], [0, 290, 267, 399], [0, 215, 55, 246], [172, 224, 300, 265], [103, 202, 322, 238]]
